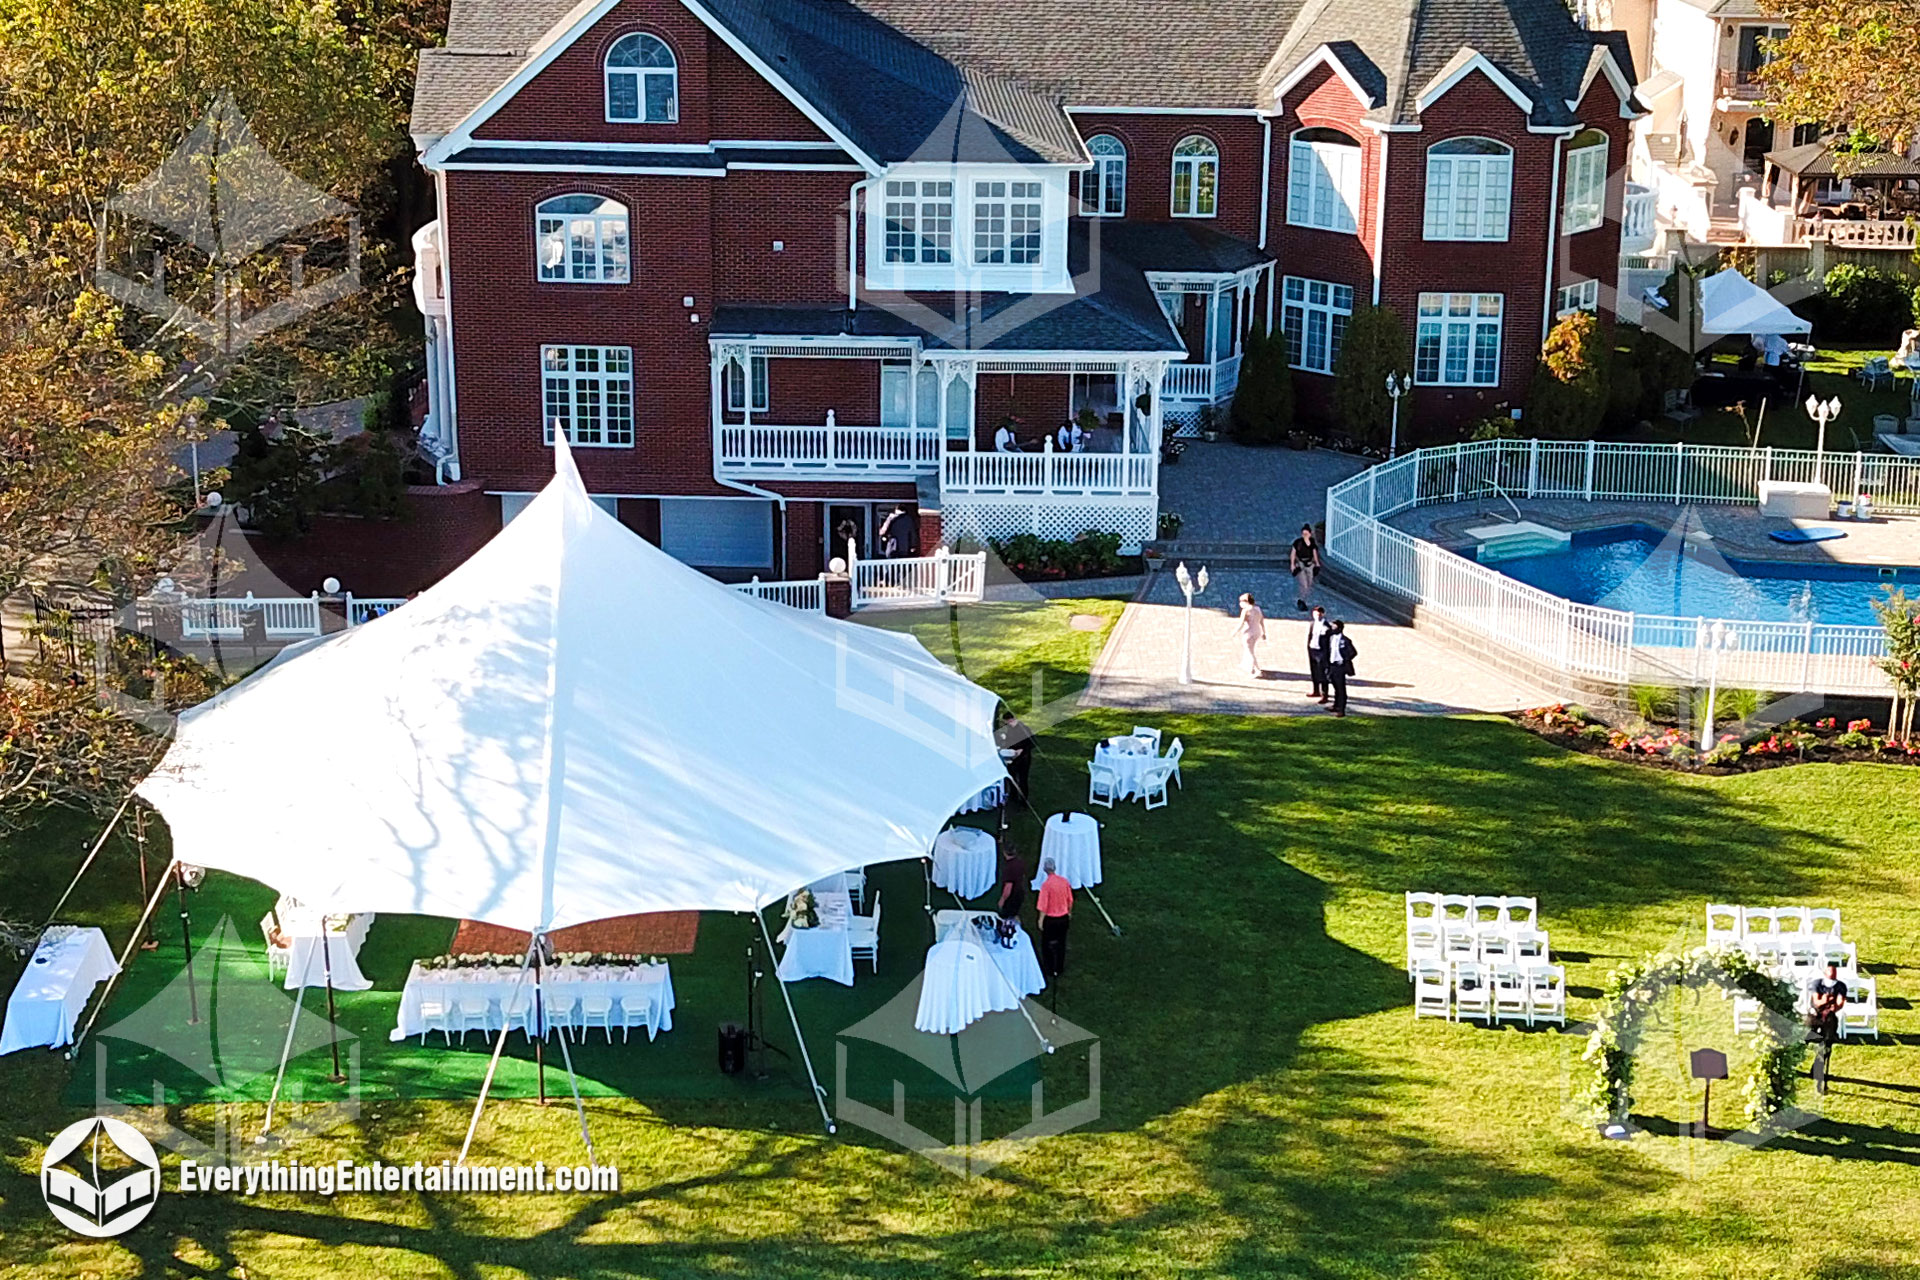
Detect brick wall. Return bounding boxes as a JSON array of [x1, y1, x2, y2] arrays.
[[1065, 112, 1265, 245], [1268, 65, 1383, 308], [1560, 81, 1632, 318], [974, 373, 1071, 450], [239, 482, 500, 598]]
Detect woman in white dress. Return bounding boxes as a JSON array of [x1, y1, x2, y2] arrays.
[[1236, 593, 1267, 677]]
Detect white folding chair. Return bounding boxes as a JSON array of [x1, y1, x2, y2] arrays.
[[1451, 962, 1492, 1023], [1743, 907, 1776, 938], [580, 995, 615, 1043], [1492, 965, 1530, 1025], [1470, 896, 1505, 927], [1413, 963, 1451, 1019], [1816, 940, 1858, 974], [1138, 759, 1177, 810], [1405, 892, 1442, 926], [1406, 927, 1443, 977], [1512, 929, 1548, 964], [1163, 737, 1185, 788], [1438, 894, 1474, 925], [1087, 762, 1119, 809], [416, 999, 453, 1046], [1733, 995, 1762, 1033], [1749, 939, 1788, 973], [1442, 925, 1478, 964], [1500, 897, 1538, 928], [542, 993, 578, 1042], [260, 918, 293, 980], [455, 998, 492, 1045], [849, 891, 881, 972], [501, 988, 538, 1043], [617, 995, 656, 1043], [1807, 908, 1842, 938], [1775, 907, 1810, 937], [1786, 941, 1821, 974], [1842, 978, 1879, 1039], [1406, 894, 1442, 976], [1130, 726, 1163, 753], [1478, 931, 1513, 964], [1527, 965, 1567, 1028], [1705, 904, 1742, 946]]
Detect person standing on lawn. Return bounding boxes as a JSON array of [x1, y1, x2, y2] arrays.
[[1808, 962, 1848, 1095], [1290, 524, 1323, 611], [1236, 593, 1267, 677], [1036, 857, 1073, 981], [1305, 605, 1331, 703]]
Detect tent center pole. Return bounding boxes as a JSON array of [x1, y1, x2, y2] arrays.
[[176, 865, 201, 1025]]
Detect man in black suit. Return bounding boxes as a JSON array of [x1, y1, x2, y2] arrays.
[[1305, 606, 1331, 703], [1327, 620, 1357, 717]]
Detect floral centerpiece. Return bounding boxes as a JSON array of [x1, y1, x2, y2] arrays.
[[786, 888, 819, 930]]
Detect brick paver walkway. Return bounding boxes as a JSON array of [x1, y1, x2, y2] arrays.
[[1158, 441, 1367, 542]]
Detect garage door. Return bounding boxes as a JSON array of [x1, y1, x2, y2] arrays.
[[659, 498, 773, 568]]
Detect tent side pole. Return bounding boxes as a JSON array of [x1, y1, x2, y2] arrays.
[[66, 857, 177, 1060], [755, 912, 836, 1135], [41, 791, 138, 930], [550, 1001, 599, 1167], [457, 938, 539, 1166], [259, 981, 309, 1140]]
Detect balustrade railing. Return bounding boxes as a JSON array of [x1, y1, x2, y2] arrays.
[[942, 443, 1156, 497], [141, 592, 411, 640], [717, 423, 941, 474], [852, 551, 987, 609], [731, 577, 826, 612], [1621, 183, 1657, 252]]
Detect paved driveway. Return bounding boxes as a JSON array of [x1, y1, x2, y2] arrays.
[[1159, 442, 1368, 542]]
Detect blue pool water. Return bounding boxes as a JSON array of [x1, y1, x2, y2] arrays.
[[1488, 524, 1920, 627]]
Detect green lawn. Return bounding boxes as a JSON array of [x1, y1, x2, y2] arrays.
[[4, 599, 1920, 1279], [1621, 342, 1911, 451]]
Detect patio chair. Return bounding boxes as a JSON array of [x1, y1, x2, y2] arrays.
[[580, 995, 615, 1043], [1138, 759, 1177, 810], [849, 891, 881, 973], [617, 997, 656, 1044], [1164, 737, 1185, 788], [1527, 966, 1567, 1028], [1130, 726, 1164, 752], [1841, 979, 1879, 1039], [415, 999, 453, 1046], [454, 998, 493, 1045], [1087, 762, 1119, 809], [1451, 962, 1493, 1023], [1413, 963, 1451, 1019], [1705, 904, 1742, 946], [1858, 357, 1893, 391]]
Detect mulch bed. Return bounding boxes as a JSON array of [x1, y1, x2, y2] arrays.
[[449, 913, 700, 957], [1513, 705, 1920, 774]]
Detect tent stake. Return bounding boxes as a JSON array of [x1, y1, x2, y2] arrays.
[[457, 939, 539, 1166], [755, 912, 836, 1135]]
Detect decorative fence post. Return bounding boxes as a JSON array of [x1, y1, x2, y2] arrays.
[[1762, 446, 1773, 487], [1527, 438, 1540, 499], [1852, 452, 1865, 506], [1583, 439, 1596, 502], [1452, 444, 1463, 502], [1674, 441, 1686, 504]]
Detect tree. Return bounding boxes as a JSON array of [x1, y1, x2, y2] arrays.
[[1759, 3, 1920, 154], [1333, 305, 1410, 447], [1527, 311, 1610, 439], [1873, 588, 1920, 745], [1229, 323, 1295, 445]]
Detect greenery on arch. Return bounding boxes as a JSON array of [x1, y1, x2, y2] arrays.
[[1580, 946, 1806, 1128]]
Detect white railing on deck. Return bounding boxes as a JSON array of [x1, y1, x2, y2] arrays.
[[717, 423, 940, 474], [1323, 439, 1915, 696], [853, 550, 987, 609], [144, 592, 411, 640], [731, 576, 826, 612], [1621, 183, 1656, 253], [1162, 363, 1214, 402], [943, 441, 1156, 498], [1819, 220, 1918, 250]]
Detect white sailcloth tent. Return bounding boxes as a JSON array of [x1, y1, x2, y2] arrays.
[[1698, 268, 1813, 337], [134, 443, 1007, 1143]]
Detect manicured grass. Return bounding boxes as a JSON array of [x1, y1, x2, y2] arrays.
[[1621, 342, 1911, 451], [4, 600, 1920, 1278]]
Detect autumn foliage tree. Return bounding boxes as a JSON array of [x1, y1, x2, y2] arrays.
[[1759, 3, 1920, 154], [1527, 310, 1610, 439]]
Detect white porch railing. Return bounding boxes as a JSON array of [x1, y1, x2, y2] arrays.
[[942, 443, 1156, 498], [717, 423, 941, 475], [731, 576, 827, 612], [1621, 183, 1657, 253], [1323, 440, 1918, 697], [852, 551, 987, 609], [143, 592, 411, 640], [1161, 355, 1241, 404]]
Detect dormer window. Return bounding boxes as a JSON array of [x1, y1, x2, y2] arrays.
[[606, 33, 677, 123], [973, 180, 1042, 265], [1423, 138, 1512, 241], [1287, 127, 1362, 234], [1171, 136, 1219, 218], [536, 194, 630, 283], [1081, 135, 1127, 216]]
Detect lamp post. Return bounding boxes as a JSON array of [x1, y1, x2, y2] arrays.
[[1174, 561, 1209, 685], [1385, 372, 1410, 459], [1698, 619, 1741, 751], [1805, 394, 1842, 463]]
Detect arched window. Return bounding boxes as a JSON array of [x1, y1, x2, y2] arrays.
[[1082, 134, 1127, 216], [1423, 137, 1513, 241], [1287, 127, 1362, 234], [1562, 128, 1609, 234], [1171, 136, 1219, 218], [536, 194, 631, 283], [606, 33, 677, 123]]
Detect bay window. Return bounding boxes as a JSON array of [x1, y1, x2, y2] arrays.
[[542, 345, 635, 446], [1423, 138, 1513, 241], [1414, 294, 1503, 387]]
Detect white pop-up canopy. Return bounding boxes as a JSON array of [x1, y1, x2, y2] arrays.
[[1698, 268, 1813, 337], [136, 446, 1006, 934]]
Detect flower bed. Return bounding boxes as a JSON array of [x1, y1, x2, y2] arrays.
[[1515, 704, 1920, 774]]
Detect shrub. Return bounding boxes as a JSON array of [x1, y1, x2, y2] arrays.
[[1801, 264, 1914, 341], [1528, 310, 1610, 439], [1581, 724, 1612, 743], [1717, 687, 1769, 724], [1704, 740, 1745, 767], [1229, 322, 1295, 445], [226, 417, 330, 541], [1467, 415, 1521, 441], [1667, 744, 1699, 766], [1333, 304, 1410, 447], [1835, 730, 1874, 750], [1628, 683, 1673, 723]]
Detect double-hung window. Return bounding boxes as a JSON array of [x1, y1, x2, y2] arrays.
[[1081, 135, 1127, 216], [542, 345, 635, 446], [724, 354, 768, 413], [882, 180, 954, 264], [1556, 280, 1599, 317], [973, 180, 1042, 265], [605, 33, 677, 123], [1414, 294, 1503, 387], [1281, 278, 1354, 375], [535, 195, 631, 283], [1171, 136, 1219, 218], [1423, 138, 1513, 241], [1563, 131, 1608, 234], [1286, 129, 1361, 234]]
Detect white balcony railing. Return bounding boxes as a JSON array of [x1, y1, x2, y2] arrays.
[[852, 551, 987, 609], [140, 592, 410, 640], [1621, 183, 1656, 253], [731, 576, 826, 612], [1161, 354, 1241, 404], [717, 423, 941, 476], [1821, 219, 1918, 249], [942, 442, 1156, 498]]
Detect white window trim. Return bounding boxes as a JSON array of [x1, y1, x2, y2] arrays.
[[542, 344, 636, 448], [864, 164, 1073, 294], [971, 178, 1045, 266], [1286, 135, 1362, 234], [1414, 293, 1504, 388], [1563, 142, 1607, 235], [1555, 279, 1600, 317], [535, 195, 631, 284], [724, 353, 769, 413], [1171, 138, 1220, 219], [880, 178, 956, 267], [1281, 276, 1355, 375], [604, 33, 679, 125], [1081, 136, 1127, 217], [1423, 141, 1514, 242]]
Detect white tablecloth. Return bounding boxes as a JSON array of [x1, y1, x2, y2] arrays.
[[271, 908, 374, 992], [916, 913, 1046, 1034], [390, 961, 675, 1040], [1093, 736, 1155, 798], [776, 923, 854, 984], [1, 927, 120, 1055], [956, 779, 1006, 814], [932, 827, 998, 900], [1036, 812, 1103, 889]]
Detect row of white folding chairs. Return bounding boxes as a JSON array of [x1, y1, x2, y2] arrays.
[[1744, 938, 1856, 975], [1407, 926, 1550, 975], [1733, 976, 1879, 1039], [1706, 904, 1842, 944], [1407, 893, 1538, 929], [414, 990, 659, 1045], [1413, 961, 1567, 1027]]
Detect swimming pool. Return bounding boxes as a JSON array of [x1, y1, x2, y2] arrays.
[[1487, 525, 1920, 628]]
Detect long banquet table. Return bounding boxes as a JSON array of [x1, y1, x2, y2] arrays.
[[390, 960, 676, 1041], [0, 927, 120, 1055]]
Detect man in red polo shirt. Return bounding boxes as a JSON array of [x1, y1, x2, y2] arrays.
[[1036, 857, 1073, 983]]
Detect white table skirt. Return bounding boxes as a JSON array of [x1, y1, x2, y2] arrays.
[[932, 827, 998, 900], [916, 915, 1045, 1034], [934, 910, 1046, 996], [1036, 812, 1103, 889], [390, 962, 675, 1041], [1, 927, 120, 1055], [277, 912, 374, 992], [776, 924, 854, 985], [956, 779, 1006, 814], [1094, 736, 1155, 798]]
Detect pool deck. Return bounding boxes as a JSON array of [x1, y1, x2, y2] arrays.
[[1391, 500, 1920, 569]]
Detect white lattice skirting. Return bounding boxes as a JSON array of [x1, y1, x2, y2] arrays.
[[941, 501, 1158, 552]]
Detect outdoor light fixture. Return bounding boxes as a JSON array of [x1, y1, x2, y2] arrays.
[[322, 576, 342, 595], [1385, 372, 1411, 459], [1804, 395, 1842, 461], [1174, 561, 1209, 686]]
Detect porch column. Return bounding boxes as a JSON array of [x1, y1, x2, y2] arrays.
[[711, 341, 747, 465]]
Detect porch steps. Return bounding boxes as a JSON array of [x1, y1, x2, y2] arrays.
[[1146, 539, 1298, 569]]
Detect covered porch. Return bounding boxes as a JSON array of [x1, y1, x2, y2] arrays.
[[1149, 265, 1270, 433]]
